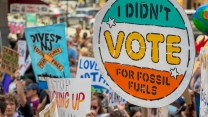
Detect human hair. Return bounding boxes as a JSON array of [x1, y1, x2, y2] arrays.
[[0, 95, 6, 114], [110, 110, 123, 117], [4, 93, 18, 107], [130, 108, 142, 117], [91, 96, 105, 114]]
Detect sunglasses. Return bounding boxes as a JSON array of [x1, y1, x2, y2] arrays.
[[91, 106, 98, 110]]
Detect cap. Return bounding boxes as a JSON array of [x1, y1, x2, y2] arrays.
[[25, 83, 39, 92]]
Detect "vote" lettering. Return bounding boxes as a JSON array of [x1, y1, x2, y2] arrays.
[[104, 31, 181, 65]]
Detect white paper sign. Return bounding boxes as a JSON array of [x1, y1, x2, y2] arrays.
[[19, 55, 31, 76], [76, 57, 109, 93], [109, 88, 126, 107], [200, 48, 208, 117], [18, 40, 27, 66], [47, 78, 91, 117], [39, 97, 59, 117]]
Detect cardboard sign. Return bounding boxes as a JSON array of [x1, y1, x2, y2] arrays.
[[25, 23, 71, 89], [200, 48, 208, 117], [76, 57, 109, 93], [19, 55, 31, 76], [18, 40, 27, 66], [39, 97, 59, 117], [109, 88, 126, 107], [47, 78, 91, 117], [93, 0, 195, 107], [0, 47, 19, 76]]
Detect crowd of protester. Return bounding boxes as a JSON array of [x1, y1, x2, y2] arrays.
[[0, 15, 204, 117]]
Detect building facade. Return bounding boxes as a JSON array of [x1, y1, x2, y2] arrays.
[[0, 0, 9, 46]]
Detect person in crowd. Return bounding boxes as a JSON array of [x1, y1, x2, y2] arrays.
[[4, 93, 19, 117], [79, 32, 88, 48], [109, 109, 123, 117], [130, 108, 142, 117], [0, 95, 6, 117], [190, 59, 201, 117], [36, 90, 50, 117], [90, 95, 108, 117], [80, 47, 89, 57], [0, 83, 4, 95], [74, 25, 82, 39], [67, 36, 78, 77], [25, 83, 40, 113], [16, 76, 34, 117]]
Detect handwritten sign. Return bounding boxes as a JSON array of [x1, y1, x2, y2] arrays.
[[0, 46, 19, 76], [47, 78, 91, 117], [39, 97, 59, 117], [109, 88, 126, 107], [18, 40, 27, 66], [76, 57, 109, 93], [93, 0, 195, 107], [200, 48, 208, 117], [25, 23, 71, 89]]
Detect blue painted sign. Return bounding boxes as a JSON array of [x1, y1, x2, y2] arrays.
[[25, 23, 70, 89], [76, 57, 109, 93]]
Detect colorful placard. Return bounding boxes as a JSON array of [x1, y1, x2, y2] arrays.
[[76, 57, 109, 93], [0, 46, 19, 76], [47, 78, 91, 117], [93, 0, 195, 107], [25, 23, 70, 89], [18, 40, 27, 66]]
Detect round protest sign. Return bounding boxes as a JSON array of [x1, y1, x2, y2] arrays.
[[93, 0, 195, 108]]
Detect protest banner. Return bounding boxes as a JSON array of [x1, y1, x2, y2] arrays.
[[18, 40, 27, 66], [0, 46, 19, 76], [47, 78, 91, 117], [19, 55, 31, 76], [39, 97, 59, 117], [76, 57, 109, 93], [25, 23, 70, 89], [200, 48, 208, 117], [93, 0, 195, 107], [108, 88, 126, 107]]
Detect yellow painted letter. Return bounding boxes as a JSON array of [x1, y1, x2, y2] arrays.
[[147, 33, 164, 63], [104, 31, 125, 58], [126, 32, 146, 60], [167, 35, 181, 65]]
